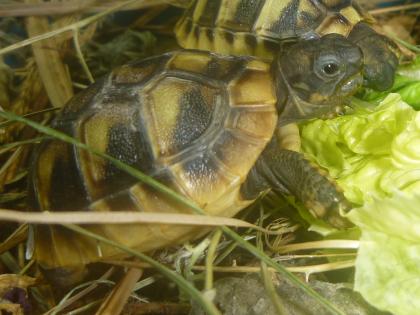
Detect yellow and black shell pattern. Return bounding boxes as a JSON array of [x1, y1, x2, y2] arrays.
[[28, 50, 278, 268], [176, 0, 370, 58]]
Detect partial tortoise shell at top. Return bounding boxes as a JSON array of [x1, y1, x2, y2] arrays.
[[175, 0, 372, 58]]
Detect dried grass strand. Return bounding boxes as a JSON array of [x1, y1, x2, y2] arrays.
[[204, 229, 222, 291], [0, 0, 175, 17], [95, 268, 143, 315], [0, 208, 286, 235], [0, 147, 24, 190], [193, 260, 356, 274], [72, 29, 94, 83], [0, 0, 96, 17], [25, 0, 74, 107], [0, 225, 28, 255], [260, 262, 288, 315], [369, 3, 420, 15], [44, 268, 115, 315], [0, 0, 166, 56], [103, 259, 355, 274], [277, 240, 360, 253]]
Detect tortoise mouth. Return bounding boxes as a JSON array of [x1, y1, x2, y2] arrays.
[[279, 93, 351, 125], [338, 73, 364, 97], [278, 73, 364, 125]]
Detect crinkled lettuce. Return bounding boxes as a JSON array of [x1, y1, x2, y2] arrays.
[[300, 92, 420, 315], [348, 192, 420, 315], [302, 93, 418, 205]]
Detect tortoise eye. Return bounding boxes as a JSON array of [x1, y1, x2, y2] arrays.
[[315, 55, 342, 80], [322, 62, 340, 76]]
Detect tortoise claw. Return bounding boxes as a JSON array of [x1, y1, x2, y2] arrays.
[[306, 197, 354, 229], [324, 200, 354, 229]]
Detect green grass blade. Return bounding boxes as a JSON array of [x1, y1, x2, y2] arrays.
[[0, 110, 345, 315], [0, 107, 59, 128], [0, 137, 46, 152], [390, 36, 420, 53]]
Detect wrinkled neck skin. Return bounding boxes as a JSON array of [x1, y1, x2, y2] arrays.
[[274, 66, 346, 127]]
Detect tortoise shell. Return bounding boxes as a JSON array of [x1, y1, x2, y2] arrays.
[[29, 51, 278, 268], [175, 0, 370, 58]]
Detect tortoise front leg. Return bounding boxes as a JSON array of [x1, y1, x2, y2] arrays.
[[242, 138, 352, 228]]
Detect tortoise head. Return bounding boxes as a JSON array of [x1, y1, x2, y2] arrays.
[[275, 34, 363, 124]]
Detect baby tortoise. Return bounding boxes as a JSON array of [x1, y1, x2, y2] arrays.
[[28, 35, 362, 282], [175, 0, 398, 91]]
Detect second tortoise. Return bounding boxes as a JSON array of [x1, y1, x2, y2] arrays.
[[175, 0, 398, 91]]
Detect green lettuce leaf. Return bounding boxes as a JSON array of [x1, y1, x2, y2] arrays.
[[302, 93, 419, 205], [301, 93, 420, 315], [347, 192, 420, 315]]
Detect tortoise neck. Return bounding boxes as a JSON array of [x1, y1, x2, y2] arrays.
[[272, 59, 323, 126]]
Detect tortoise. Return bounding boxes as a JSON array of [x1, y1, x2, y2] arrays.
[[28, 34, 363, 284], [175, 0, 398, 91]]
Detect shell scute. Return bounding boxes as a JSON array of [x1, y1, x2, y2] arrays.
[[144, 75, 222, 158], [228, 66, 276, 106], [89, 189, 140, 212], [339, 5, 363, 25], [57, 78, 105, 118], [167, 50, 247, 82], [31, 140, 88, 211], [112, 63, 156, 85], [323, 0, 352, 11], [234, 108, 277, 139], [111, 57, 163, 86], [77, 102, 150, 201], [193, 0, 222, 27], [166, 51, 213, 75], [212, 130, 267, 178], [216, 0, 264, 32], [255, 0, 300, 38], [295, 0, 326, 31], [317, 13, 351, 36], [170, 152, 239, 207]]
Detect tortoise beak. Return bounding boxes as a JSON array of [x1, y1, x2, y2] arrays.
[[339, 73, 363, 96]]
